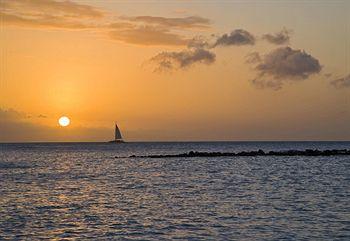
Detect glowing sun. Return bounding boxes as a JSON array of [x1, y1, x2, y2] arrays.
[[58, 116, 70, 127]]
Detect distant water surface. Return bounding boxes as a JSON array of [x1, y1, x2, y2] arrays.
[[1, 142, 349, 240]]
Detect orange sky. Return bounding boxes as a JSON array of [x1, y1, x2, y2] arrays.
[[0, 0, 349, 142]]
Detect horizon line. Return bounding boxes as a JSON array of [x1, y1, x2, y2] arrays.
[[1, 140, 350, 144]]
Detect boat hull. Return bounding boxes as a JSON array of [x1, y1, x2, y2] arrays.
[[108, 140, 125, 143]]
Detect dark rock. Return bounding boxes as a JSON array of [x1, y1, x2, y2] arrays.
[[128, 149, 350, 158]]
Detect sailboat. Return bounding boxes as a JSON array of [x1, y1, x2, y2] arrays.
[[108, 123, 125, 143]]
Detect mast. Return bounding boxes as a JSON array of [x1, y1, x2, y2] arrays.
[[115, 123, 123, 140]]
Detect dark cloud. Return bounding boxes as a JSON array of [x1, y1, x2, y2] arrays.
[[109, 26, 189, 46], [214, 29, 255, 47], [248, 47, 322, 90], [187, 36, 211, 49], [262, 29, 291, 45], [250, 78, 284, 91], [121, 15, 210, 29], [330, 74, 350, 89], [245, 52, 261, 64], [150, 48, 215, 72], [255, 47, 322, 79]]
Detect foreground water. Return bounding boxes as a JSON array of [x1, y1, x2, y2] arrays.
[[1, 142, 349, 240]]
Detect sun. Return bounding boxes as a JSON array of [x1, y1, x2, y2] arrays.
[[58, 116, 70, 127]]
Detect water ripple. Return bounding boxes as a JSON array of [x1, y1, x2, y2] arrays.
[[1, 142, 349, 240]]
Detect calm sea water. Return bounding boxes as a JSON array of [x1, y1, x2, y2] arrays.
[[1, 142, 349, 240]]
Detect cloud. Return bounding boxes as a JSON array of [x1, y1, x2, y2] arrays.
[[150, 48, 215, 72], [262, 29, 291, 45], [108, 22, 135, 29], [0, 108, 28, 120], [1, 0, 209, 46], [255, 47, 322, 79], [248, 47, 322, 90], [108, 15, 211, 46], [0, 0, 102, 29], [121, 15, 210, 29], [0, 108, 109, 142], [109, 26, 189, 46], [214, 29, 255, 47], [250, 78, 284, 91], [187, 36, 211, 49], [245, 52, 261, 64], [1, 1, 211, 46], [330, 74, 350, 89], [0, 119, 110, 142], [0, 0, 103, 18], [324, 73, 333, 78], [0, 108, 47, 120], [173, 9, 188, 14], [0, 12, 93, 29]]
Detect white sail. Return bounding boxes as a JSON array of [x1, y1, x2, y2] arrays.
[[115, 124, 123, 140]]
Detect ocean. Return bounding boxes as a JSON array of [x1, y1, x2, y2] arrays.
[[1, 142, 349, 240]]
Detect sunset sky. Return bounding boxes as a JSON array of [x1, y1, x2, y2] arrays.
[[0, 0, 349, 142]]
